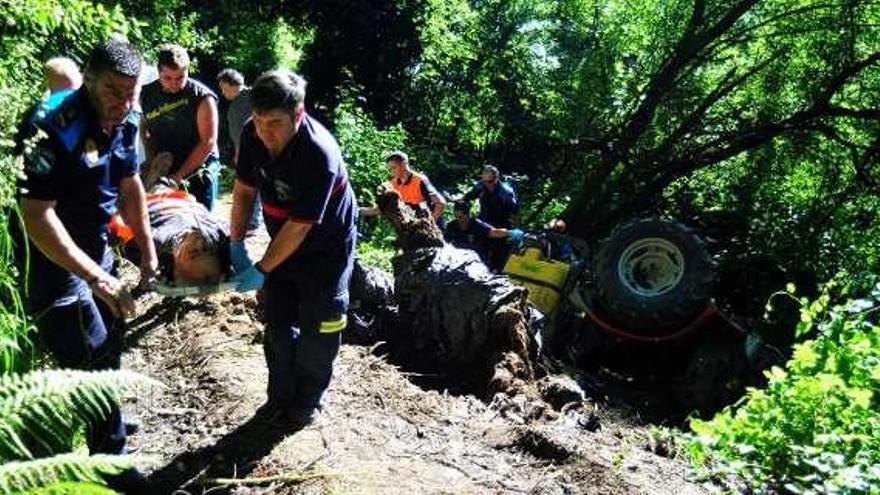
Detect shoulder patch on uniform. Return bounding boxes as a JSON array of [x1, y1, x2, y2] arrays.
[[23, 143, 56, 176]]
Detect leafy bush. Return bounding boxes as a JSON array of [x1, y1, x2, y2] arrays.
[[217, 14, 313, 78], [356, 242, 395, 274], [334, 88, 409, 206], [686, 275, 880, 493], [334, 87, 410, 255]]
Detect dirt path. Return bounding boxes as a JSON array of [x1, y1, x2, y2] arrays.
[[119, 196, 710, 494]]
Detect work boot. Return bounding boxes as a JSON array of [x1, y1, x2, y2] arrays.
[[103, 467, 152, 494], [254, 401, 317, 430], [123, 417, 140, 436]]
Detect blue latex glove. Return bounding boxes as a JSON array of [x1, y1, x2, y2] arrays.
[[230, 240, 253, 274], [508, 228, 525, 243], [231, 263, 265, 292]]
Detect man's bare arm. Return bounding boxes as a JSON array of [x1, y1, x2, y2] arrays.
[[118, 175, 158, 283], [20, 198, 134, 317], [430, 192, 446, 221], [258, 220, 312, 272], [171, 97, 218, 181], [230, 179, 257, 241]]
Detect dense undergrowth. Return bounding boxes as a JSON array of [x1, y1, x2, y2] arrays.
[[686, 275, 880, 493]]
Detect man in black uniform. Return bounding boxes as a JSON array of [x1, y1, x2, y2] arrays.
[[16, 38, 156, 458], [462, 164, 520, 270], [140, 43, 220, 210], [229, 69, 357, 427]]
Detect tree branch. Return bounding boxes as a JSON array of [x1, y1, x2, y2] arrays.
[[652, 48, 786, 159], [617, 0, 758, 151], [825, 106, 880, 120], [815, 51, 880, 106]]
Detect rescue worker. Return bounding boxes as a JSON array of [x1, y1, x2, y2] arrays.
[[462, 164, 519, 270], [360, 150, 446, 222], [15, 39, 155, 488], [140, 43, 220, 210], [463, 164, 518, 228], [26, 57, 83, 124], [229, 69, 357, 428], [444, 200, 523, 271]]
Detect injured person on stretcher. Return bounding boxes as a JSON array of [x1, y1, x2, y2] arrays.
[[109, 175, 231, 288]]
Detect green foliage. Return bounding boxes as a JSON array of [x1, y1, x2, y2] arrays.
[[0, 453, 133, 494], [217, 14, 314, 77], [334, 88, 409, 206], [0, 369, 159, 461], [111, 0, 215, 59], [357, 242, 396, 274], [686, 277, 880, 493], [0, 206, 32, 375], [0, 369, 159, 492]]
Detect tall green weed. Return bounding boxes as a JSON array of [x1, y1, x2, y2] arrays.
[[334, 87, 408, 257]]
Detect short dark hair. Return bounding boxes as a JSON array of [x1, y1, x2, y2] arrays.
[[156, 43, 190, 70], [453, 200, 471, 215], [250, 69, 306, 113], [86, 38, 142, 78], [482, 164, 500, 177], [386, 150, 408, 164], [217, 68, 244, 87]]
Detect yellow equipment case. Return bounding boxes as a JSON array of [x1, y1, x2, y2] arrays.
[[503, 247, 571, 317]]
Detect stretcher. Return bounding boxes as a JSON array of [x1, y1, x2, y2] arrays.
[[149, 280, 237, 297]]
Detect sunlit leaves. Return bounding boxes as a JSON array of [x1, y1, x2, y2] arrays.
[[687, 281, 880, 492]]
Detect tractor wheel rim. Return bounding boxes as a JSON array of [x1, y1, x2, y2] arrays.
[[618, 238, 685, 297]]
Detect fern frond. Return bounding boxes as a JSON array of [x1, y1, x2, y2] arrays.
[[17, 481, 118, 495], [0, 453, 133, 494], [0, 369, 162, 461]]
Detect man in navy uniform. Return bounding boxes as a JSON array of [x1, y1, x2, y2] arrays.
[[444, 200, 523, 270], [229, 69, 357, 428], [462, 164, 519, 271], [16, 39, 156, 456]]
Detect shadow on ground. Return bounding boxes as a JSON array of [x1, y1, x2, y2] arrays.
[[147, 415, 302, 493]]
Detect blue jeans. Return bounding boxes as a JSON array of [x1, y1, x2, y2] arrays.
[[185, 159, 220, 212]]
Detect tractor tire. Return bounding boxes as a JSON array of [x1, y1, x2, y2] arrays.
[[594, 218, 715, 334]]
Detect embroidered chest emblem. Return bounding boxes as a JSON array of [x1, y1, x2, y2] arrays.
[[274, 179, 292, 201]]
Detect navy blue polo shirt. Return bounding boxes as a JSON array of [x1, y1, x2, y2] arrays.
[[236, 114, 357, 273], [444, 218, 492, 254], [464, 180, 519, 228], [16, 88, 139, 307]]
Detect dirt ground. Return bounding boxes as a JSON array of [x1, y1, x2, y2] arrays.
[[118, 196, 713, 494]]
